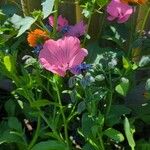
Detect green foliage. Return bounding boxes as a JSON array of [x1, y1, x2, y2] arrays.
[[115, 78, 129, 96], [124, 117, 136, 150], [10, 14, 36, 37], [103, 128, 124, 142], [42, 0, 55, 19], [31, 140, 67, 150]]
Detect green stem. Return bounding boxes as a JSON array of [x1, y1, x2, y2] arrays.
[[127, 9, 135, 58], [54, 80, 70, 149], [52, 0, 59, 38], [39, 20, 51, 37], [83, 0, 96, 46], [38, 109, 63, 142], [105, 70, 113, 117], [20, 0, 27, 16], [140, 6, 150, 36], [28, 116, 41, 150], [99, 136, 105, 150]]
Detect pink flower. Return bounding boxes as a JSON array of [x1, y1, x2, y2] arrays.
[[49, 15, 68, 31], [67, 21, 87, 37], [106, 0, 133, 23], [39, 36, 88, 77]]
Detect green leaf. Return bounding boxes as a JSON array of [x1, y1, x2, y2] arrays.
[[145, 79, 150, 91], [123, 56, 131, 69], [115, 78, 129, 96], [96, 0, 108, 7], [139, 56, 150, 67], [77, 101, 86, 114], [31, 140, 67, 150], [103, 128, 124, 142], [83, 143, 95, 150], [31, 100, 50, 108], [82, 113, 95, 138], [136, 140, 150, 150], [124, 117, 135, 150], [5, 99, 16, 116], [3, 55, 15, 73], [8, 117, 22, 132], [106, 105, 131, 126], [10, 14, 36, 37], [42, 0, 55, 19]]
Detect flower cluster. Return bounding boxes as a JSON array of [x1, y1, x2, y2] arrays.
[[27, 0, 147, 77], [39, 36, 88, 77], [27, 15, 88, 77], [49, 15, 87, 37]]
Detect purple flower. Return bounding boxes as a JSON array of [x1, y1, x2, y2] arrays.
[[66, 21, 87, 37], [70, 63, 92, 75]]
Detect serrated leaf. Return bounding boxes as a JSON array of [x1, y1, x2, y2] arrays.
[[42, 0, 55, 19], [31, 140, 67, 150], [31, 100, 50, 108], [104, 128, 124, 142], [124, 117, 135, 149]]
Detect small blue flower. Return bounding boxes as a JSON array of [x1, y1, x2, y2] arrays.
[[70, 63, 92, 75], [33, 45, 43, 54], [61, 25, 71, 34]]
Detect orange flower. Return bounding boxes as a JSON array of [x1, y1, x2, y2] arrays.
[[27, 29, 48, 47], [121, 0, 147, 4]]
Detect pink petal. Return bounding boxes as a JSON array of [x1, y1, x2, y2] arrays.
[[49, 16, 54, 27], [39, 36, 88, 77], [107, 15, 116, 21], [69, 48, 88, 68]]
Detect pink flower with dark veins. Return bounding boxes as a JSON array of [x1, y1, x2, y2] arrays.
[[39, 36, 88, 77], [106, 0, 133, 23], [67, 21, 87, 37]]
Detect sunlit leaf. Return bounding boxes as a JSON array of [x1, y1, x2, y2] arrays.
[[10, 14, 36, 37], [124, 117, 135, 150], [42, 0, 55, 19]]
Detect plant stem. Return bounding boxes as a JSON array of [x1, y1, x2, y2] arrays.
[[105, 70, 113, 117], [20, 0, 27, 17], [38, 109, 63, 142], [39, 21, 51, 36], [52, 0, 59, 38], [140, 6, 150, 36], [99, 136, 105, 150], [28, 116, 41, 150], [83, 0, 96, 46], [54, 80, 70, 149]]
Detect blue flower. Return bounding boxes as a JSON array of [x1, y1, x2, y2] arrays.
[[33, 45, 43, 54], [61, 25, 71, 34], [70, 63, 92, 75]]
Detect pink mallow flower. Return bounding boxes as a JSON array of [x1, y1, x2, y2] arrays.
[[39, 36, 88, 77], [106, 0, 133, 23], [49, 15, 68, 31], [67, 21, 87, 37]]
